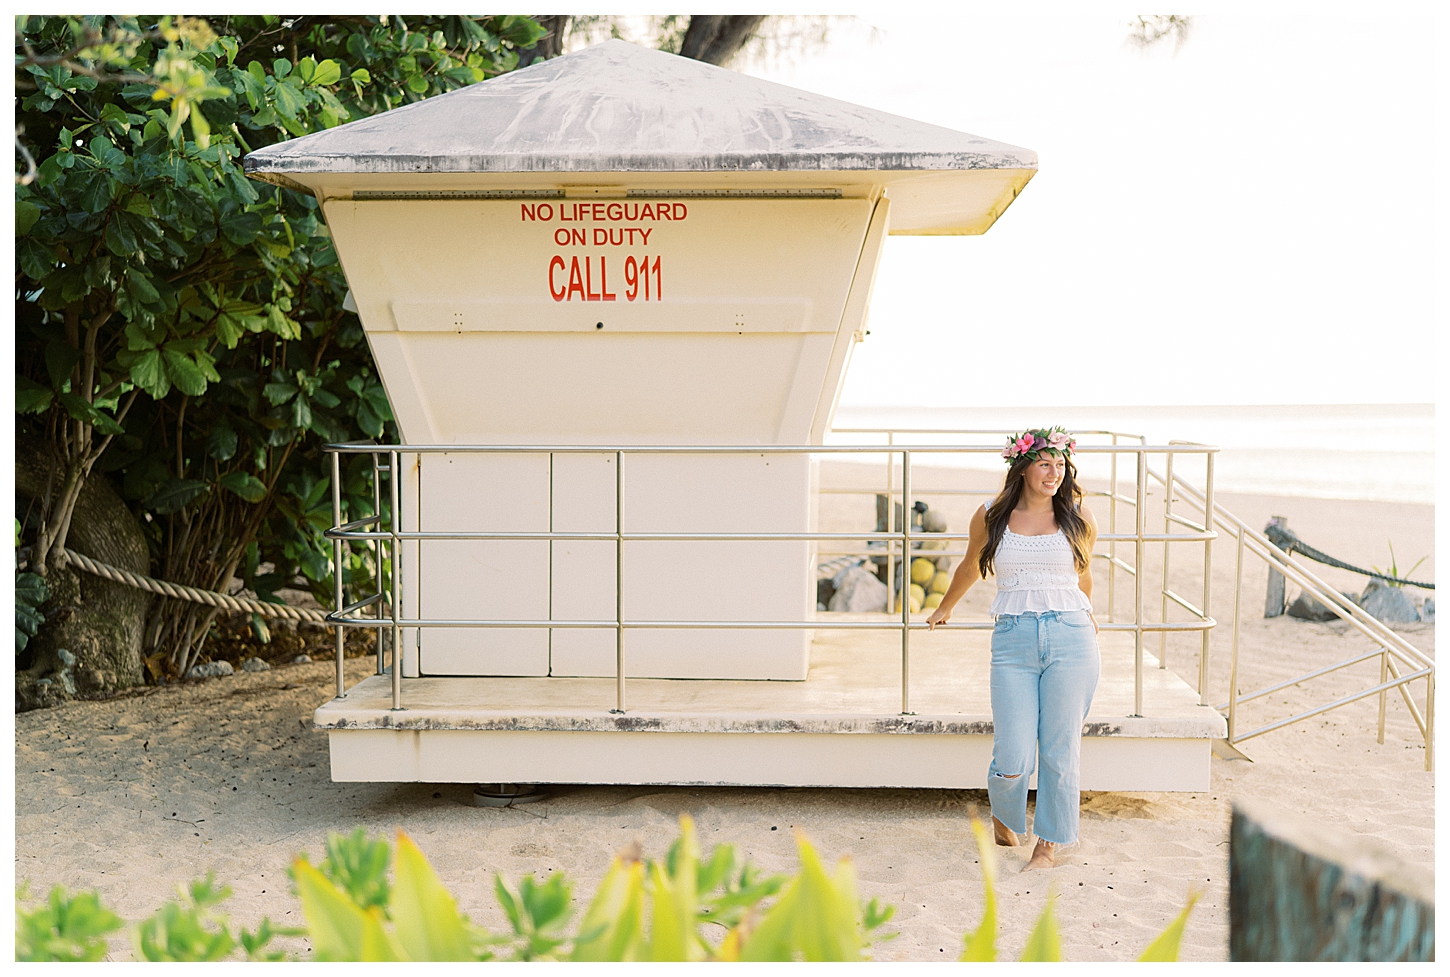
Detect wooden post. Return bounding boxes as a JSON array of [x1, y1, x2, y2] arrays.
[[1230, 800, 1435, 961], [1264, 516, 1287, 617]]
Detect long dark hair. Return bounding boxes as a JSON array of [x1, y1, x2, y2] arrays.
[[978, 453, 1090, 577]]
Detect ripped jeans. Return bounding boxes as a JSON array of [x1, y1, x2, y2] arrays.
[[987, 609, 1100, 845]]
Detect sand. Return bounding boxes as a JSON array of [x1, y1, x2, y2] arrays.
[[13, 473, 1434, 962]]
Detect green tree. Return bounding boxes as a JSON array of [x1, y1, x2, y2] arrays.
[[14, 15, 546, 692]]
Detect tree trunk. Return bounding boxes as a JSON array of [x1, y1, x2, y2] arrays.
[[679, 14, 767, 66], [16, 436, 151, 710], [518, 14, 570, 67]]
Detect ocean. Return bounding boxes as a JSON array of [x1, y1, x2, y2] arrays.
[[827, 404, 1434, 505]]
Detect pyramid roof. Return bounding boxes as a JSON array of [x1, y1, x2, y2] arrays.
[[244, 40, 1036, 234]]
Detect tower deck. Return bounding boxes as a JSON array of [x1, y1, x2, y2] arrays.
[[315, 620, 1225, 791]]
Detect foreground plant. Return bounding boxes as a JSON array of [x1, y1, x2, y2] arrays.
[[17, 815, 1197, 962], [15, 875, 294, 962]]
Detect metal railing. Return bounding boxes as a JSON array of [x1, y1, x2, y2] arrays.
[[1150, 467, 1435, 771], [322, 437, 1218, 720]]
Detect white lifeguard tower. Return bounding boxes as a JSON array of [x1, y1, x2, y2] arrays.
[[245, 40, 1226, 791]]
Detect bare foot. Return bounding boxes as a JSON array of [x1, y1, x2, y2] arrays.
[[992, 816, 1021, 847], [1022, 839, 1057, 871]]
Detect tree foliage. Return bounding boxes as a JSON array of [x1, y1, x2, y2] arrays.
[[14, 15, 546, 678]]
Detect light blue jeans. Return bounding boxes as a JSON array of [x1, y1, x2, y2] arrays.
[[987, 609, 1100, 845]]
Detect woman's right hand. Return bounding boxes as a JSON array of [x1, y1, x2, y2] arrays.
[[926, 606, 951, 630]]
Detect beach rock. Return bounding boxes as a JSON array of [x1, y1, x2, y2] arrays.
[[921, 510, 948, 534], [829, 565, 887, 612], [292, 654, 312, 664], [187, 660, 234, 680], [1357, 586, 1420, 624], [1419, 599, 1434, 623], [1286, 592, 1354, 622], [240, 657, 270, 673], [55, 648, 79, 695], [816, 576, 836, 609]]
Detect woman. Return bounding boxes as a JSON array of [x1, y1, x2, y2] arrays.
[[926, 427, 1100, 871]]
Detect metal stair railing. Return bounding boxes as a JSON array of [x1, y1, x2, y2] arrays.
[[1151, 465, 1434, 772]]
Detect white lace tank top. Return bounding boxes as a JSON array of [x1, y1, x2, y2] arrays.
[[988, 515, 1093, 616]]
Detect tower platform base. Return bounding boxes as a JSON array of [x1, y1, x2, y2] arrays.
[[315, 620, 1226, 792]]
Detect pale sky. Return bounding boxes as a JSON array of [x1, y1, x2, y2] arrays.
[[742, 12, 1442, 407]]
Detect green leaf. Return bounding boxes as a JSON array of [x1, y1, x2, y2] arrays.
[[290, 394, 312, 430], [391, 831, 474, 961], [218, 471, 266, 503], [296, 57, 317, 83], [18, 238, 55, 280], [263, 381, 297, 406], [16, 376, 54, 414], [350, 68, 371, 85], [219, 210, 263, 246], [312, 59, 342, 86], [960, 818, 997, 961], [75, 167, 115, 214], [57, 392, 124, 436], [126, 266, 160, 305], [89, 136, 125, 168], [14, 885, 124, 961], [104, 215, 138, 256], [17, 576, 48, 649], [272, 80, 304, 121], [162, 347, 209, 396], [406, 74, 429, 95], [266, 304, 302, 339], [249, 612, 271, 644], [16, 199, 42, 234], [1018, 892, 1062, 962], [1137, 890, 1201, 961], [147, 479, 209, 515], [45, 340, 81, 389], [317, 829, 392, 913], [204, 423, 238, 461], [291, 859, 403, 962]]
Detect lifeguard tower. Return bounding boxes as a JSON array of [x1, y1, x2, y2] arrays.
[[245, 40, 1228, 791]]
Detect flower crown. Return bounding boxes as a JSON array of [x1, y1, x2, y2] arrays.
[[1002, 426, 1077, 465]]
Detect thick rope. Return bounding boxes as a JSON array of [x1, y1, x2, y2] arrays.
[[58, 547, 330, 623], [1264, 525, 1435, 591]]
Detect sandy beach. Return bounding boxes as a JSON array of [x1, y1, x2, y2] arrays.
[[14, 470, 1434, 961]]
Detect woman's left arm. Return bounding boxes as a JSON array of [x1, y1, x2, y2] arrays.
[[1078, 503, 1099, 633]]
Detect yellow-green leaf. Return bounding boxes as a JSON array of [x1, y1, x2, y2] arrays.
[[571, 856, 644, 962], [645, 856, 698, 961], [312, 59, 342, 87], [960, 818, 997, 961], [1137, 890, 1201, 962], [390, 831, 474, 961], [739, 831, 860, 962], [1019, 892, 1062, 962], [291, 859, 402, 962]]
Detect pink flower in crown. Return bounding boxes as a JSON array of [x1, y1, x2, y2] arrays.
[[1048, 431, 1071, 452], [1014, 434, 1035, 455], [1001, 444, 1015, 459], [1032, 435, 1047, 452]]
